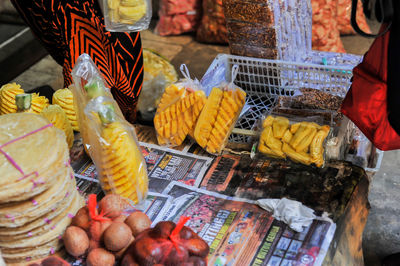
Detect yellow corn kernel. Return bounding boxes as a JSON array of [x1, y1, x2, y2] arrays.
[[290, 123, 301, 134], [282, 129, 293, 143]]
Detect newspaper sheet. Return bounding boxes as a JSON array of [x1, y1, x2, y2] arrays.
[[156, 182, 335, 266]]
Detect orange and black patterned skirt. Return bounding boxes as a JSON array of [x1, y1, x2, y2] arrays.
[[11, 0, 143, 123]]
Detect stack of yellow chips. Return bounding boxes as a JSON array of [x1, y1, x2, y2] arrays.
[[41, 105, 74, 148], [0, 83, 24, 114], [53, 88, 79, 131]]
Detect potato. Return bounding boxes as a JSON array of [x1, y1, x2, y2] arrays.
[[185, 238, 210, 258], [114, 235, 134, 259], [71, 206, 91, 231], [63, 226, 89, 257], [86, 248, 115, 266], [98, 194, 125, 218], [89, 220, 112, 242], [41, 256, 70, 266], [113, 215, 127, 223], [125, 211, 151, 237], [121, 253, 139, 266], [104, 222, 132, 251]]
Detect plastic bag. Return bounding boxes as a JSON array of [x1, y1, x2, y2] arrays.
[[258, 111, 332, 167], [103, 0, 152, 32], [337, 0, 371, 35], [71, 53, 148, 205], [155, 0, 202, 36], [196, 0, 228, 44], [153, 64, 206, 147], [194, 65, 247, 155], [311, 0, 346, 53]]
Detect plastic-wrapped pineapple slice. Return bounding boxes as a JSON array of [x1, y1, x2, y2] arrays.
[[71, 54, 148, 205], [53, 88, 79, 131], [154, 89, 206, 146], [194, 66, 246, 154], [41, 105, 74, 148], [154, 64, 207, 147], [88, 102, 148, 204], [31, 93, 50, 114], [0, 83, 24, 115]]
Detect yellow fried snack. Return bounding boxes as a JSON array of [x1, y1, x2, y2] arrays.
[[262, 115, 275, 128], [31, 93, 49, 114], [310, 125, 330, 167], [194, 87, 246, 154], [154, 90, 206, 146], [259, 115, 330, 167], [41, 105, 74, 148], [53, 88, 79, 131], [282, 129, 293, 143], [272, 116, 290, 139], [282, 143, 312, 165], [0, 83, 24, 114], [118, 4, 146, 21], [100, 121, 148, 204]]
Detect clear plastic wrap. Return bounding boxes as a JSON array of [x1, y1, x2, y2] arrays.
[[154, 0, 202, 36], [194, 65, 247, 155], [103, 0, 152, 32], [223, 0, 312, 61], [153, 64, 206, 147], [337, 0, 371, 35], [71, 53, 148, 205], [196, 0, 228, 44], [258, 110, 332, 167]]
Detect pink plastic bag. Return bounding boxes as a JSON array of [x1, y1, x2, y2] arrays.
[[155, 0, 201, 36]]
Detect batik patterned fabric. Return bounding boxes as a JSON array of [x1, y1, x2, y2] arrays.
[[11, 0, 143, 123]]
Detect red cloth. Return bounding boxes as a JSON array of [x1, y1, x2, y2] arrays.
[[341, 25, 400, 150]]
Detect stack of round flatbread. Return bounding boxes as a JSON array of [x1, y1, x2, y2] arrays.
[[0, 113, 84, 264]]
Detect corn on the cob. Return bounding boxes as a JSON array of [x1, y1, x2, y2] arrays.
[[0, 83, 24, 114], [154, 90, 206, 146], [41, 105, 74, 148], [194, 87, 246, 154], [99, 121, 148, 204], [53, 88, 79, 131]]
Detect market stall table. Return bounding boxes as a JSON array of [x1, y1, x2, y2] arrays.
[[69, 125, 370, 265]]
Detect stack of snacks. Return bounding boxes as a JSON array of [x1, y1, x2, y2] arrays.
[[223, 0, 312, 60], [53, 88, 79, 131], [259, 115, 330, 167], [0, 113, 84, 263]]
